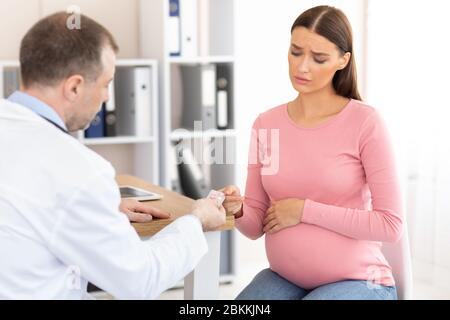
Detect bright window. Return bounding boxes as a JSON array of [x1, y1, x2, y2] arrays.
[[366, 0, 450, 289]]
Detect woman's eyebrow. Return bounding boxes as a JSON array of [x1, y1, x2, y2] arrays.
[[291, 43, 330, 56]]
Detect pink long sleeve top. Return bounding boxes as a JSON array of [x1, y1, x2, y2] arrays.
[[236, 99, 403, 289]]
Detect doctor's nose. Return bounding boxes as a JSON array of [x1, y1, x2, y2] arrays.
[[104, 93, 110, 104]]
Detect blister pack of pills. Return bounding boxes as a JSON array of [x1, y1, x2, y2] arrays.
[[207, 190, 225, 208]]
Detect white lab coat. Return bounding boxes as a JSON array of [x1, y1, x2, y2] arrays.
[[0, 99, 208, 299]]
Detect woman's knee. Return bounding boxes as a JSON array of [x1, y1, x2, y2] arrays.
[[236, 268, 307, 300], [252, 268, 276, 282]]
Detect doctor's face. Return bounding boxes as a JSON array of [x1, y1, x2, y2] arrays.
[[66, 46, 116, 131]]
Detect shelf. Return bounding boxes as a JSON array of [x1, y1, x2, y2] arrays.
[[168, 56, 235, 65], [115, 59, 157, 67], [170, 129, 236, 141], [81, 136, 155, 146], [0, 60, 20, 68]]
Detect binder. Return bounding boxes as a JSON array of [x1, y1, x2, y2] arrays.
[[177, 145, 209, 199], [168, 0, 181, 56], [104, 81, 117, 137], [180, 64, 216, 130], [85, 105, 105, 138], [3, 67, 20, 98], [115, 67, 152, 137], [180, 0, 198, 57], [216, 64, 233, 130], [134, 67, 153, 137], [170, 143, 183, 193]]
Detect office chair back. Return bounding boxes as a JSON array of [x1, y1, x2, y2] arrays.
[[381, 221, 413, 300]]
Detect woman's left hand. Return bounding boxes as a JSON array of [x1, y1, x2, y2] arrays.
[[263, 199, 305, 234]]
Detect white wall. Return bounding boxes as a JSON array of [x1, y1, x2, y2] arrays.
[[0, 0, 40, 59], [0, 0, 139, 59]]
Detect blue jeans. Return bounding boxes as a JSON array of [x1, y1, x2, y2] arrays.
[[236, 269, 398, 300]]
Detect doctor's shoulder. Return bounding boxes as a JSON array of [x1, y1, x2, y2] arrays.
[[36, 126, 116, 183], [67, 136, 116, 176]]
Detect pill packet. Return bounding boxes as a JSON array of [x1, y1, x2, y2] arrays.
[[207, 190, 225, 208]]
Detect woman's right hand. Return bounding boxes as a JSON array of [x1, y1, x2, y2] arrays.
[[218, 185, 244, 218]]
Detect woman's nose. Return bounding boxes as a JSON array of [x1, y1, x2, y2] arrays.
[[297, 57, 310, 74]]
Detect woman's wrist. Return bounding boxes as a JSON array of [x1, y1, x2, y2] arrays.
[[234, 203, 244, 219], [298, 199, 305, 222]]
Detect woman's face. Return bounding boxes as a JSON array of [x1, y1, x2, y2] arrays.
[[288, 27, 350, 94]]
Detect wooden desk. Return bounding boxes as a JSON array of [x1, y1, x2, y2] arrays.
[[116, 175, 234, 300]]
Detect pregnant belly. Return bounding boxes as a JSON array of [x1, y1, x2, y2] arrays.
[[265, 223, 388, 289]]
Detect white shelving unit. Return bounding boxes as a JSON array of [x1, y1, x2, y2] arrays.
[[139, 0, 237, 281], [0, 59, 160, 185]]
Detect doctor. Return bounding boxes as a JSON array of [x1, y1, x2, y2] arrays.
[[0, 12, 225, 299]]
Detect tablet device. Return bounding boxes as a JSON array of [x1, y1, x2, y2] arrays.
[[119, 186, 163, 201]]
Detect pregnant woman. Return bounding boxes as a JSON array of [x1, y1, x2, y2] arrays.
[[220, 5, 403, 300]]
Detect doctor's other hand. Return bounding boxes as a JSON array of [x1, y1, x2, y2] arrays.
[[191, 199, 226, 232], [219, 185, 244, 218], [119, 199, 171, 223]]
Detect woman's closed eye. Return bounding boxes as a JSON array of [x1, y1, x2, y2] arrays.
[[290, 51, 327, 64]]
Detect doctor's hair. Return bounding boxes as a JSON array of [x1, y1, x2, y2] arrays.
[[291, 6, 362, 101], [19, 12, 119, 88]]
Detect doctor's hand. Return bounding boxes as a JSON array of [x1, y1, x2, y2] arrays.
[[191, 199, 226, 232], [119, 199, 171, 223], [263, 199, 305, 234], [219, 185, 244, 218]]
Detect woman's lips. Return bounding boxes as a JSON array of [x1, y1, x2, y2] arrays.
[[294, 76, 311, 85]]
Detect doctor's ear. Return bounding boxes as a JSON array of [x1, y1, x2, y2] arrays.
[[63, 75, 85, 102]]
